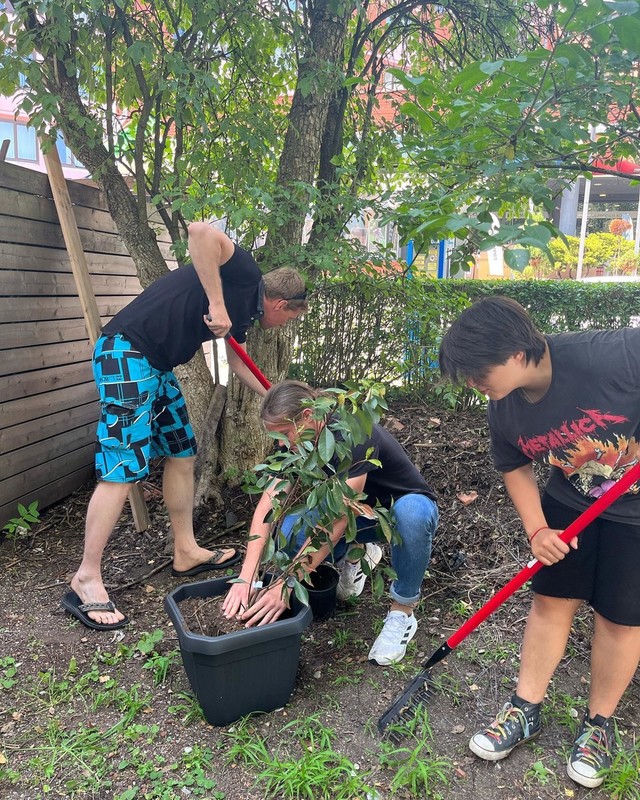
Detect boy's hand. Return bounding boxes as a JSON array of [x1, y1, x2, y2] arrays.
[[531, 527, 578, 566]]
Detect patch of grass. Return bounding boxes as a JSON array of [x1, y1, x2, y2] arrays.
[[425, 671, 464, 705], [379, 704, 452, 797], [167, 691, 206, 725], [602, 732, 640, 800], [330, 628, 352, 649], [224, 714, 375, 799], [331, 667, 364, 686], [467, 639, 519, 667], [114, 743, 225, 799], [448, 598, 472, 617], [542, 687, 586, 732]]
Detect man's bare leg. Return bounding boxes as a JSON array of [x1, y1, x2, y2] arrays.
[[163, 456, 235, 571], [70, 481, 131, 626]]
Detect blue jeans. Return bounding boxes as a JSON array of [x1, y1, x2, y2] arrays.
[[280, 494, 438, 606]]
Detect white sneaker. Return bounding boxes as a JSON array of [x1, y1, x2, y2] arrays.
[[336, 543, 383, 601], [368, 611, 417, 665]]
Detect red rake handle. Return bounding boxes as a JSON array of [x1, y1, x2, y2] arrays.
[[448, 461, 640, 650], [226, 335, 271, 391]]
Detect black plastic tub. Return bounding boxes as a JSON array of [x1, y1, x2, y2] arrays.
[[165, 575, 313, 726], [304, 563, 339, 621]]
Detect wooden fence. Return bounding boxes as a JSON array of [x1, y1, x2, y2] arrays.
[[0, 160, 175, 527]]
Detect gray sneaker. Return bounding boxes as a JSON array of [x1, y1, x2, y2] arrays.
[[567, 713, 613, 788], [469, 698, 541, 761]]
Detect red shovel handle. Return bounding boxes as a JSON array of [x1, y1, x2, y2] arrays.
[[448, 461, 640, 649], [226, 335, 271, 391]]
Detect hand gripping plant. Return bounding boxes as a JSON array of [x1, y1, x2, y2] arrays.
[[237, 382, 398, 609]]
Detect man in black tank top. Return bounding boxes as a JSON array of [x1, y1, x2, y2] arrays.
[[62, 224, 307, 632]]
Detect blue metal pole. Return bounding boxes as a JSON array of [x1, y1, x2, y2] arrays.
[[437, 239, 446, 279]]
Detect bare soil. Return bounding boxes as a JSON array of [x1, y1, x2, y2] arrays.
[[1, 398, 638, 800]]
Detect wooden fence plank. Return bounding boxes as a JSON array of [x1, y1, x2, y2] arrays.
[[1, 363, 94, 404], [0, 465, 95, 526], [0, 214, 175, 260], [0, 319, 93, 350], [2, 422, 97, 480], [1, 340, 94, 377], [0, 159, 109, 211], [1, 269, 142, 297], [0, 161, 176, 242], [1, 383, 98, 428], [1, 443, 95, 505], [0, 296, 138, 324], [0, 186, 117, 235], [0, 242, 142, 276], [1, 402, 97, 453]]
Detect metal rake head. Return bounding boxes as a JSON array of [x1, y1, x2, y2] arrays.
[[377, 642, 452, 737], [377, 670, 434, 738]]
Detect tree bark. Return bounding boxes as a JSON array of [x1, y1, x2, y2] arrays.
[[220, 1, 355, 477], [265, 1, 355, 254]]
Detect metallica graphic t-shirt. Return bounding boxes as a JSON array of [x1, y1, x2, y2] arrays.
[[488, 328, 640, 524]]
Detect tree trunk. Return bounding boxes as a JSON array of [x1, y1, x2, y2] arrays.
[[265, 1, 355, 255], [220, 1, 355, 476], [219, 326, 293, 480]]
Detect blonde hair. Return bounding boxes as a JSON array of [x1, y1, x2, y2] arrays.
[[260, 380, 321, 425], [262, 268, 308, 311]]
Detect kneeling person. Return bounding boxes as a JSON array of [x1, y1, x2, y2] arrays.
[[221, 381, 439, 665]]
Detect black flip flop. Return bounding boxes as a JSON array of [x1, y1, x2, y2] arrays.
[[61, 590, 129, 631], [171, 548, 242, 577]]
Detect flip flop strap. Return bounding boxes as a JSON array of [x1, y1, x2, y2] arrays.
[[78, 601, 116, 613]]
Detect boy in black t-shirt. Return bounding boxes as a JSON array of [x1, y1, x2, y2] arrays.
[[63, 224, 307, 632], [221, 381, 439, 666], [439, 296, 640, 789]]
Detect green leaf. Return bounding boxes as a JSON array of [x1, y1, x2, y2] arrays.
[[317, 427, 335, 463], [292, 580, 309, 607], [504, 248, 531, 271]]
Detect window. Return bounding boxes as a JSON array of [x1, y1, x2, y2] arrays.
[[56, 132, 83, 167], [0, 119, 37, 162]]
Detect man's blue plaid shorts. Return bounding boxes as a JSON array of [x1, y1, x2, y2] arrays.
[[92, 334, 197, 482]]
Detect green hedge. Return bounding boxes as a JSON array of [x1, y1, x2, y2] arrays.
[[429, 279, 640, 333], [292, 277, 640, 391]]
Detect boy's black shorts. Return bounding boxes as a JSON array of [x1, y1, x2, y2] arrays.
[[531, 493, 640, 626]]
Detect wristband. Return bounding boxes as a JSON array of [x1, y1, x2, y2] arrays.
[[528, 526, 548, 543]]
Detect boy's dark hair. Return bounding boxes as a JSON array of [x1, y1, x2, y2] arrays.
[[439, 296, 547, 384]]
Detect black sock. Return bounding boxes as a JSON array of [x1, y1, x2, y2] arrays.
[[587, 712, 610, 728]]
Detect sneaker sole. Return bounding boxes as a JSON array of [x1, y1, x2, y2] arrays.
[[566, 761, 605, 789], [469, 728, 540, 762]]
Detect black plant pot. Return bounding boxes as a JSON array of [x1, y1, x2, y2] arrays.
[[165, 575, 313, 726], [303, 563, 339, 622]]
